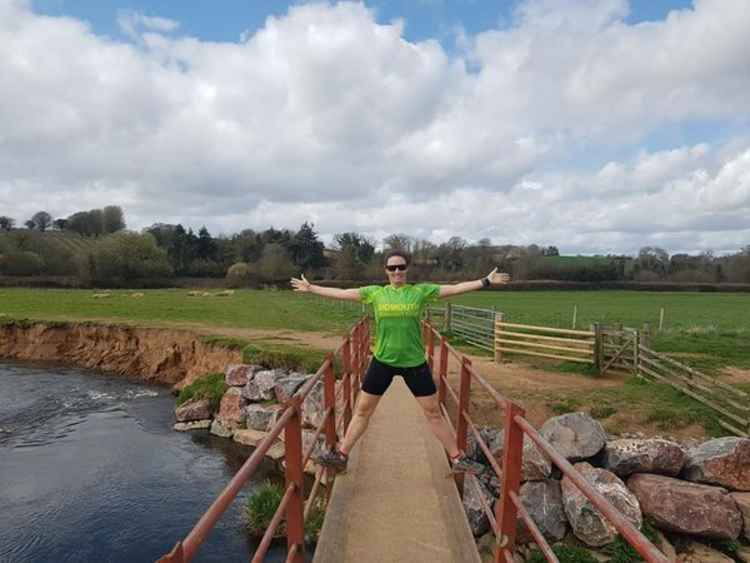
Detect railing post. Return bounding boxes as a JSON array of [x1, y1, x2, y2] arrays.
[[494, 312, 503, 363], [324, 354, 337, 449], [438, 336, 448, 408], [285, 399, 305, 563], [427, 323, 435, 371], [496, 402, 525, 562], [342, 337, 353, 430], [455, 356, 472, 494]]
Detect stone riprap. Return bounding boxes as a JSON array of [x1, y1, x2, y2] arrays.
[[175, 398, 212, 422], [540, 412, 607, 462], [601, 438, 686, 477], [683, 437, 750, 491], [628, 473, 742, 540], [561, 462, 642, 547], [225, 363, 260, 387]]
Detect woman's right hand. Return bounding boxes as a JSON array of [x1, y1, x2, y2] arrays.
[[290, 274, 312, 293]]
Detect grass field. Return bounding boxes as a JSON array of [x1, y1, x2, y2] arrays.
[[2, 287, 748, 437]]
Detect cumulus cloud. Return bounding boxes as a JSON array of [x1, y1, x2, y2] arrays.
[[0, 0, 749, 254]]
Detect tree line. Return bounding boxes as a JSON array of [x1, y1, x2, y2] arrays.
[[1, 208, 749, 286]]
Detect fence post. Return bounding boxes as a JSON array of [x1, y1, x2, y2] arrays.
[[285, 399, 305, 563], [324, 354, 337, 448], [438, 336, 448, 408], [494, 312, 504, 363], [572, 304, 578, 329], [593, 323, 603, 375], [496, 402, 525, 562], [342, 337, 353, 430], [642, 322, 651, 349], [427, 324, 435, 371], [445, 303, 453, 333], [455, 356, 472, 495], [633, 329, 640, 376]]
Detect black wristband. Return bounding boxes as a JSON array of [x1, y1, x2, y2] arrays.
[[481, 277, 490, 288]]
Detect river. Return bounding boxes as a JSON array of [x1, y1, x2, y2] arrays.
[[0, 361, 290, 562]]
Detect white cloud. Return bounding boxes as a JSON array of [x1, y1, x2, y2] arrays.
[[0, 0, 749, 255]]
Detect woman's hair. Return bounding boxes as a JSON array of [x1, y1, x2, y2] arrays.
[[384, 249, 411, 266]]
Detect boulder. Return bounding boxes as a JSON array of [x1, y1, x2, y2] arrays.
[[561, 462, 642, 547], [477, 466, 502, 498], [242, 369, 285, 402], [463, 476, 493, 537], [225, 364, 260, 387], [175, 398, 212, 422], [215, 387, 247, 430], [233, 428, 273, 448], [173, 420, 212, 431], [210, 419, 234, 438], [273, 375, 311, 404], [517, 479, 567, 544], [683, 437, 750, 491], [627, 473, 742, 540], [466, 426, 503, 464], [676, 541, 734, 563], [244, 404, 283, 432], [540, 412, 607, 462], [601, 438, 686, 477], [302, 381, 326, 429], [729, 492, 750, 541], [493, 433, 552, 482]]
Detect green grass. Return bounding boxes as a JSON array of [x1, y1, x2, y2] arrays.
[[603, 522, 659, 562], [241, 341, 333, 374], [0, 288, 363, 334], [526, 545, 598, 563], [176, 372, 228, 411], [244, 481, 285, 537]]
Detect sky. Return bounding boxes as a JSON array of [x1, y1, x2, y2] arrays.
[[1, 0, 749, 255]]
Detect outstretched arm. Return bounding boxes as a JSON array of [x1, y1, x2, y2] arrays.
[[438, 268, 510, 298], [291, 274, 362, 302]]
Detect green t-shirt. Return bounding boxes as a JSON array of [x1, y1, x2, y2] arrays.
[[359, 283, 441, 368]]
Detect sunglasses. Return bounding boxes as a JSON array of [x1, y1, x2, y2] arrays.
[[385, 264, 408, 272]]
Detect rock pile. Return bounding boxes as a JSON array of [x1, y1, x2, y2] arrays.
[[173, 363, 328, 471], [461, 412, 750, 561]]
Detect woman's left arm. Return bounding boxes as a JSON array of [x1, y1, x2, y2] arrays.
[[438, 268, 510, 298]]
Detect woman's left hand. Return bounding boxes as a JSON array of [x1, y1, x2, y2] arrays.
[[486, 267, 511, 285]]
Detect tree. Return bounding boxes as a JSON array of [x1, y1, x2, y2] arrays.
[[91, 232, 173, 285], [288, 222, 326, 271], [383, 233, 413, 253], [0, 216, 14, 231], [196, 226, 217, 260], [102, 206, 125, 233], [257, 243, 296, 281], [53, 218, 67, 230], [31, 211, 52, 232], [24, 219, 36, 230]]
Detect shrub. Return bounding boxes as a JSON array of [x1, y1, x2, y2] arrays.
[[226, 262, 251, 288], [0, 251, 45, 275], [245, 481, 285, 537], [91, 231, 172, 285], [242, 343, 329, 373], [176, 372, 228, 411]]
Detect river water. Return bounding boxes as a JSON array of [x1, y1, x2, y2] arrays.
[[0, 361, 290, 562]]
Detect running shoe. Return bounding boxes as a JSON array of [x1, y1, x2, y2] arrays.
[[316, 448, 349, 472]]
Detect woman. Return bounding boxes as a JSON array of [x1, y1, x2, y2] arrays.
[[290, 250, 510, 473]]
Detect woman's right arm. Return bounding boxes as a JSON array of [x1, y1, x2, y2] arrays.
[[290, 274, 362, 302]]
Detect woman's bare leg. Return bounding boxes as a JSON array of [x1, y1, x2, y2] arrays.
[[414, 393, 460, 458], [338, 391, 382, 455]]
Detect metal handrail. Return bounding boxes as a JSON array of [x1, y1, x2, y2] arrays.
[[424, 321, 667, 563], [157, 317, 370, 563]]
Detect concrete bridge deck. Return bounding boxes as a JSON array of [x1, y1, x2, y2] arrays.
[[313, 378, 482, 563]]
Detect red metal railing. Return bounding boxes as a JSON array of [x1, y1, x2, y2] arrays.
[[423, 321, 668, 563], [157, 318, 370, 563]]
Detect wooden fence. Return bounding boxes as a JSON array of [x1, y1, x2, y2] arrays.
[[427, 304, 495, 352], [637, 344, 749, 437], [494, 318, 597, 366]]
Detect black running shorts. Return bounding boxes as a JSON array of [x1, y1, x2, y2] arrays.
[[361, 357, 437, 397]]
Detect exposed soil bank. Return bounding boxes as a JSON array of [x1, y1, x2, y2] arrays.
[[0, 321, 241, 389]]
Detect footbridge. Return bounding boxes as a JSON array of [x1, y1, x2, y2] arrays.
[[157, 318, 667, 563]]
